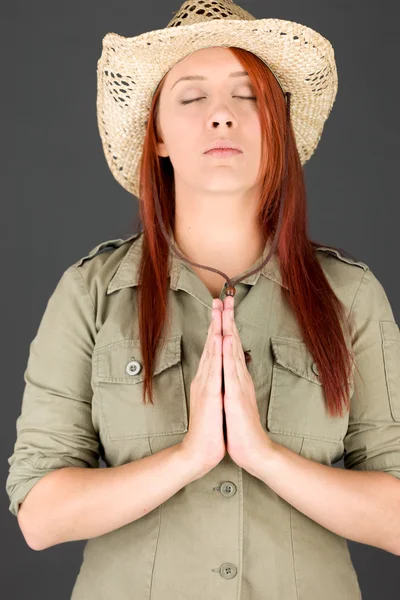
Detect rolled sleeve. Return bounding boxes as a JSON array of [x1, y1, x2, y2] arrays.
[[6, 265, 100, 518], [343, 267, 400, 479]]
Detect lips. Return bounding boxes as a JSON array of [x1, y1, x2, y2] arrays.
[[204, 139, 243, 153], [205, 148, 242, 157]]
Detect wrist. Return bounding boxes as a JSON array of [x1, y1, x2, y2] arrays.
[[176, 441, 211, 482], [242, 434, 280, 478]]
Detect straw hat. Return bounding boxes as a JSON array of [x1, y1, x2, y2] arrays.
[[96, 0, 338, 198]]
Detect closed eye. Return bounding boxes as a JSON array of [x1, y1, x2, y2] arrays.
[[180, 96, 257, 105]]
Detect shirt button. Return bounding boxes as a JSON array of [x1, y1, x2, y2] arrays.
[[126, 360, 141, 376], [312, 361, 319, 376], [220, 563, 237, 579], [220, 481, 237, 497]]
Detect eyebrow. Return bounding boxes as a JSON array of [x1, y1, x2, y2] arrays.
[[170, 70, 250, 91]]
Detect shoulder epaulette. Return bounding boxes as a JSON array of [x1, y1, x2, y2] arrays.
[[315, 245, 369, 271], [73, 232, 142, 268]]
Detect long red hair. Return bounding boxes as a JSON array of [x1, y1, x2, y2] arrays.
[[134, 46, 356, 418]]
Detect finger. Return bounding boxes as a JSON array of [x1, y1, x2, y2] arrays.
[[222, 295, 234, 332], [198, 327, 221, 392], [224, 335, 249, 397], [222, 334, 241, 391], [223, 322, 247, 388], [198, 307, 222, 380], [206, 330, 222, 391], [222, 300, 244, 363], [198, 313, 217, 372], [213, 297, 224, 312], [230, 319, 247, 370], [223, 308, 241, 345]]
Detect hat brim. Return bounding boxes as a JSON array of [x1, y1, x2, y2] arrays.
[[97, 18, 338, 197]]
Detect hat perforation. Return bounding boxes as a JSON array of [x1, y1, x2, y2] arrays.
[[305, 66, 329, 95], [97, 0, 338, 196], [171, 0, 234, 25], [104, 69, 135, 104]]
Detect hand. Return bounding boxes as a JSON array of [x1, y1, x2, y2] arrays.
[[213, 295, 274, 473], [180, 297, 226, 479]]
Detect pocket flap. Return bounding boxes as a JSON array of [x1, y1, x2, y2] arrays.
[[94, 334, 182, 384], [270, 336, 321, 385], [381, 320, 400, 342], [380, 321, 400, 421]]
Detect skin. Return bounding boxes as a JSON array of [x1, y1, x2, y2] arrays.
[[17, 52, 400, 559], [155, 46, 266, 291], [155, 46, 274, 468], [216, 294, 275, 469], [155, 49, 400, 558]]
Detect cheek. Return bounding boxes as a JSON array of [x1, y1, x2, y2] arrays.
[[247, 115, 262, 145], [160, 118, 197, 160], [245, 123, 263, 168], [166, 139, 200, 179]]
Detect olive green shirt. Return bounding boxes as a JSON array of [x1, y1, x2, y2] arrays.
[[6, 231, 400, 599]]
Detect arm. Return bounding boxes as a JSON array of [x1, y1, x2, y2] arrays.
[[251, 439, 400, 555], [18, 443, 203, 551], [5, 264, 202, 550], [251, 266, 400, 556]]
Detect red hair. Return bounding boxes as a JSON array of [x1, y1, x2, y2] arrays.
[[134, 46, 356, 418]]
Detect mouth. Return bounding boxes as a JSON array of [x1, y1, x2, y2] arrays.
[[204, 148, 243, 157]]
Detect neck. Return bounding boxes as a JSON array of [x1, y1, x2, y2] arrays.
[[171, 182, 268, 279], [172, 220, 266, 282]]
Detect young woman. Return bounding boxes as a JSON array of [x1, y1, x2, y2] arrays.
[[6, 1, 400, 599]]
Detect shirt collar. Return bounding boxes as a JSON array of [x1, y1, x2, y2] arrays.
[[107, 230, 288, 295]]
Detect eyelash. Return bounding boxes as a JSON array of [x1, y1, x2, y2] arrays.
[[180, 96, 257, 105]]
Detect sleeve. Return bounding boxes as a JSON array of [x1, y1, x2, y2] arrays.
[[5, 265, 101, 518], [343, 266, 400, 479]]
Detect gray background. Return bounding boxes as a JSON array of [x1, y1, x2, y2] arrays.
[[1, 0, 399, 598]]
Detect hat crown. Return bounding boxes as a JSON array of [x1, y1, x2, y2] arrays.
[[166, 0, 256, 28], [96, 3, 338, 196]]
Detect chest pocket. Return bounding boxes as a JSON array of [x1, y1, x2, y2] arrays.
[[267, 336, 353, 442], [93, 334, 188, 441]]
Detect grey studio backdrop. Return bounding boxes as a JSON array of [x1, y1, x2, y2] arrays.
[[1, 1, 399, 598]]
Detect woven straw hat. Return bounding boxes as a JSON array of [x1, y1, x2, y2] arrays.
[[96, 0, 338, 197]]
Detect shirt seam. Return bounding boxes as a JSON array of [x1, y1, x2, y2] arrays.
[[347, 267, 370, 323], [70, 264, 96, 313]]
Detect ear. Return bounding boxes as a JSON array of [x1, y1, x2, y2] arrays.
[[156, 139, 169, 158], [154, 110, 169, 158]]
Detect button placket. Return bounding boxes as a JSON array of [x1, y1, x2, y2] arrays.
[[210, 481, 238, 580]]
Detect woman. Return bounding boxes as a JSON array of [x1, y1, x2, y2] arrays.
[[6, 1, 400, 599]]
